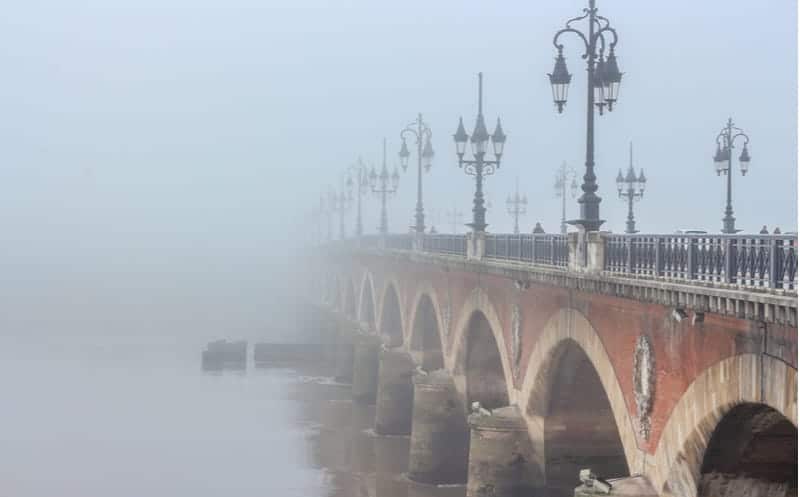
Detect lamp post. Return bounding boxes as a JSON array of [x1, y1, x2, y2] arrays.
[[548, 0, 623, 231], [713, 118, 751, 234], [506, 177, 528, 234], [346, 157, 370, 238], [399, 113, 435, 233], [554, 161, 578, 235], [330, 180, 352, 241], [453, 72, 506, 233], [370, 138, 400, 235], [616, 142, 646, 234]]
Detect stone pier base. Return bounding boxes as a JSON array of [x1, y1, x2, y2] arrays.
[[375, 347, 415, 435], [352, 334, 381, 404], [408, 369, 470, 485], [334, 323, 355, 383], [575, 475, 657, 497], [467, 405, 542, 497]]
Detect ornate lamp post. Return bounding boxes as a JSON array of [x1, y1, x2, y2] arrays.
[[548, 0, 623, 231], [506, 177, 528, 234], [370, 138, 400, 235], [399, 113, 435, 233], [346, 157, 370, 238], [554, 161, 578, 234], [616, 142, 646, 234], [330, 181, 352, 241], [713, 118, 751, 234], [453, 72, 506, 233]]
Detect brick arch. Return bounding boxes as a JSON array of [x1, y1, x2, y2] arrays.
[[518, 307, 642, 480], [450, 286, 514, 409], [653, 354, 798, 497], [377, 277, 406, 346], [407, 281, 445, 370], [357, 270, 377, 331]]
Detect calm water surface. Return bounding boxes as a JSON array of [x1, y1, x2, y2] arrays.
[[0, 335, 464, 497]]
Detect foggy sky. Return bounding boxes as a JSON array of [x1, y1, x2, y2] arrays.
[[0, 0, 795, 338]]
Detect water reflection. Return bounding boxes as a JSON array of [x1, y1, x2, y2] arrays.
[[281, 361, 466, 497]]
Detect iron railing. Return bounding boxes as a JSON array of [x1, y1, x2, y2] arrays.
[[605, 234, 798, 291], [336, 232, 798, 292], [484, 233, 569, 267], [359, 234, 381, 249], [384, 234, 413, 251], [423, 234, 468, 256]]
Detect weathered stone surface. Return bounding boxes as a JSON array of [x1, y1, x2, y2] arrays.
[[408, 369, 470, 485], [467, 405, 542, 497], [574, 475, 657, 497], [374, 347, 415, 435], [352, 334, 381, 404], [334, 324, 356, 383]]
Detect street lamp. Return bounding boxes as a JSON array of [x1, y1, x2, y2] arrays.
[[554, 161, 578, 235], [616, 142, 646, 234], [346, 157, 370, 238], [453, 72, 506, 233], [713, 117, 751, 234], [548, 0, 623, 231], [370, 138, 400, 235], [329, 180, 352, 241], [506, 177, 528, 234], [399, 113, 435, 233]]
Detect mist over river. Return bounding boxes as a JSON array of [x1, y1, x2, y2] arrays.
[[0, 333, 326, 496], [0, 301, 464, 497]]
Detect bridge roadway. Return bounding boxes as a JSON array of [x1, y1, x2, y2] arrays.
[[313, 231, 797, 497]]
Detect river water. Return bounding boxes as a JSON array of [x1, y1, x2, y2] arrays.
[[0, 334, 464, 497]]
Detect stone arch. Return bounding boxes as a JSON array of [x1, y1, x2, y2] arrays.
[[378, 280, 404, 347], [518, 308, 640, 494], [358, 271, 377, 332], [654, 354, 797, 497], [698, 403, 796, 496], [408, 283, 445, 371], [451, 287, 513, 410]]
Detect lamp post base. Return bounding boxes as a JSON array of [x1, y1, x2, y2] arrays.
[[722, 216, 738, 234], [567, 218, 606, 232], [466, 230, 486, 261]]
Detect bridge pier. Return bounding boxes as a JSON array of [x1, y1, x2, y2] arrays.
[[408, 369, 470, 485], [374, 347, 415, 435], [352, 334, 381, 404], [334, 320, 356, 383], [350, 402, 376, 475], [467, 405, 542, 497]]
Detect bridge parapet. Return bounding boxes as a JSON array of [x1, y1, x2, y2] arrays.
[[326, 231, 797, 325]]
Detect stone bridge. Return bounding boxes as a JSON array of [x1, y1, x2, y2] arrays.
[[312, 232, 798, 497]]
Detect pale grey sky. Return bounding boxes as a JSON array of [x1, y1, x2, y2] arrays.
[[0, 0, 795, 337]]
